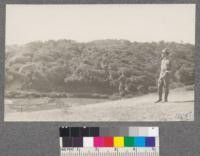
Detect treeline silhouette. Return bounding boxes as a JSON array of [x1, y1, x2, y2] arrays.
[[5, 39, 194, 98]]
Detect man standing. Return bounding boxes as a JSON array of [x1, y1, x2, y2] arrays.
[[155, 48, 171, 103]]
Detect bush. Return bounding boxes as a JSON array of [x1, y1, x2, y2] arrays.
[[185, 85, 194, 91], [170, 82, 185, 89], [137, 85, 148, 94], [175, 66, 194, 85], [109, 94, 121, 100], [148, 86, 157, 92]]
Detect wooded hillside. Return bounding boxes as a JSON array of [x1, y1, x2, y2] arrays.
[[5, 39, 194, 97]]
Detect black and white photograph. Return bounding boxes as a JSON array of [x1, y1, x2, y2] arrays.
[[4, 4, 195, 121]]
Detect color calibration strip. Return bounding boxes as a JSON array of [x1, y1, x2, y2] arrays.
[[60, 127, 159, 156]]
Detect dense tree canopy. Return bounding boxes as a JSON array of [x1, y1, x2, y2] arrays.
[[5, 39, 194, 97]]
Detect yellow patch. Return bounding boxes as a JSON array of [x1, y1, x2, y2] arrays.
[[114, 137, 124, 147]]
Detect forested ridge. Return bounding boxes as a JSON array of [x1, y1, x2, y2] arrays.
[[5, 39, 194, 98]]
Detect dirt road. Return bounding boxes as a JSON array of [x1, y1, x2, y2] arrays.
[[5, 88, 194, 121]]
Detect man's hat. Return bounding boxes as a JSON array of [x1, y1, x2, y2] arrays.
[[162, 48, 170, 55]]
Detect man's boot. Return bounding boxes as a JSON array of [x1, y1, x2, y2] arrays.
[[155, 99, 162, 103]]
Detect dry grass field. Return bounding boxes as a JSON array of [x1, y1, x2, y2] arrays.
[[4, 87, 194, 121]]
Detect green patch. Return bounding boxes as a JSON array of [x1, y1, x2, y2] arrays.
[[124, 137, 134, 147]]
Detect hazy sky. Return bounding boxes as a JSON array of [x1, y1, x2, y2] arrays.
[[6, 4, 195, 45]]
